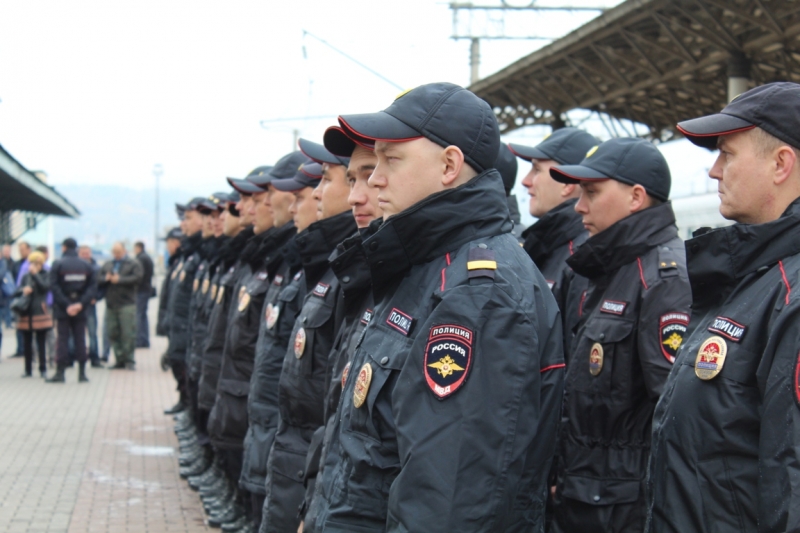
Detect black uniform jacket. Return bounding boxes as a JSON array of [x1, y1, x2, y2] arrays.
[[157, 251, 181, 337], [315, 170, 565, 533], [50, 249, 96, 320], [302, 230, 374, 532], [261, 211, 357, 533], [197, 228, 252, 412], [646, 198, 800, 533], [523, 198, 589, 360], [166, 232, 203, 363], [240, 236, 303, 494], [556, 203, 690, 512], [239, 224, 300, 494], [187, 237, 219, 381]]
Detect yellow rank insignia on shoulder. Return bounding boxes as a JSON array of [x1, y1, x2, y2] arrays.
[[467, 245, 496, 280]]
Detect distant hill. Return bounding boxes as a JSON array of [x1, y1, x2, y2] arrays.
[[52, 185, 192, 253]]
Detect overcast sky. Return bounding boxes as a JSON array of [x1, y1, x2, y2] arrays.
[[0, 0, 717, 218]]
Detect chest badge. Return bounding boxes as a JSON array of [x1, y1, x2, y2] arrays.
[[341, 361, 351, 390], [265, 303, 280, 329], [353, 363, 372, 408], [210, 284, 218, 302], [294, 327, 307, 358], [238, 290, 250, 312], [192, 279, 199, 293], [589, 343, 604, 376], [179, 270, 186, 282], [201, 279, 210, 295], [216, 286, 225, 305], [695, 336, 728, 380], [424, 325, 473, 399]]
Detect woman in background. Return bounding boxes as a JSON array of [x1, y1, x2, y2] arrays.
[[15, 251, 52, 378]]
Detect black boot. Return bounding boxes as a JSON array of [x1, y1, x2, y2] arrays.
[[46, 366, 66, 383], [78, 362, 89, 383]]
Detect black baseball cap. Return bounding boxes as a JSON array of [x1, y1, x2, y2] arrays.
[[252, 151, 309, 190], [323, 126, 374, 158], [677, 82, 800, 150], [508, 127, 600, 165], [337, 82, 500, 173], [271, 161, 323, 192], [494, 144, 518, 196], [176, 196, 206, 213], [550, 138, 671, 202], [163, 227, 183, 241], [197, 192, 228, 214], [227, 166, 272, 195], [299, 138, 350, 167]]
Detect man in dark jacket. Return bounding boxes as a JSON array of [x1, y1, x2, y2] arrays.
[[646, 82, 800, 533], [99, 242, 144, 370], [133, 241, 154, 348], [158, 227, 182, 375], [510, 127, 599, 360], [257, 150, 356, 533], [312, 83, 564, 533], [47, 238, 96, 383], [548, 138, 691, 533], [78, 245, 103, 367]]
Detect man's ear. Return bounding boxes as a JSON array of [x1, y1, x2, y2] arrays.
[[561, 183, 578, 198], [773, 145, 798, 186], [629, 184, 649, 212], [441, 146, 466, 187]]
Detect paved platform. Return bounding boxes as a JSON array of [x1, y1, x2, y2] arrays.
[[0, 312, 208, 533]]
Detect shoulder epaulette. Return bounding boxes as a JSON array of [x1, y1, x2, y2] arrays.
[[658, 247, 679, 278], [467, 244, 496, 280]]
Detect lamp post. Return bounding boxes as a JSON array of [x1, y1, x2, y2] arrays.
[[153, 163, 163, 261]]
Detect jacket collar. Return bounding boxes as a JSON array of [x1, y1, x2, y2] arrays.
[[523, 198, 584, 263], [687, 196, 800, 291], [330, 229, 374, 302], [263, 222, 297, 276], [241, 227, 276, 270], [363, 169, 511, 296], [296, 210, 358, 288], [567, 202, 678, 279], [181, 231, 203, 258]]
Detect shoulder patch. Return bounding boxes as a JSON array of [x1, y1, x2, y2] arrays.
[[386, 308, 414, 336], [425, 324, 473, 399], [707, 316, 746, 342], [660, 312, 690, 363], [467, 246, 496, 279], [600, 300, 627, 315], [312, 282, 330, 298]]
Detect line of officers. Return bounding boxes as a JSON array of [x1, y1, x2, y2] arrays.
[[157, 81, 800, 533]]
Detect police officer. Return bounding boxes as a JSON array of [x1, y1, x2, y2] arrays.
[[47, 237, 97, 383], [159, 227, 184, 386], [259, 151, 357, 533], [313, 82, 564, 532], [164, 198, 205, 413], [297, 130, 381, 532], [646, 82, 800, 533], [547, 138, 691, 532], [238, 152, 304, 531], [510, 127, 599, 359]]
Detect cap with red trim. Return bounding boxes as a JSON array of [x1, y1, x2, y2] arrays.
[[271, 161, 323, 192], [227, 166, 272, 195], [550, 137, 671, 202], [337, 82, 500, 173], [509, 127, 599, 165], [677, 82, 800, 150], [299, 138, 350, 167], [323, 126, 374, 158]]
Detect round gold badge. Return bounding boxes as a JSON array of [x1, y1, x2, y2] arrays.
[[179, 271, 186, 282], [589, 343, 604, 376], [695, 336, 728, 380], [265, 303, 279, 330], [216, 286, 225, 305], [294, 327, 307, 358], [193, 279, 199, 292], [210, 284, 218, 302], [202, 279, 210, 295], [341, 361, 351, 390], [238, 291, 250, 312], [353, 363, 372, 408]]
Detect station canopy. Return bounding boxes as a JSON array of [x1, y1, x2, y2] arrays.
[[0, 143, 79, 217], [470, 0, 800, 140]]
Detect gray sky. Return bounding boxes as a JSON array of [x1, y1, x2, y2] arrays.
[[0, 0, 717, 220]]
